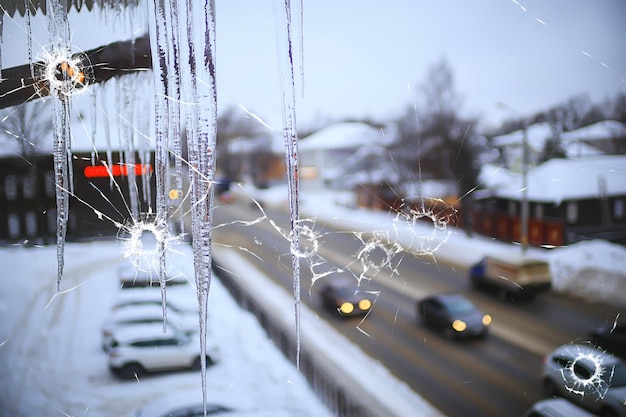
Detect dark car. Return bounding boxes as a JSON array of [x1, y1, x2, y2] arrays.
[[589, 323, 626, 360], [318, 278, 373, 317], [417, 293, 491, 339]]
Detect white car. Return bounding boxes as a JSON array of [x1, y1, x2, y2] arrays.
[[542, 344, 626, 417], [130, 391, 297, 417], [108, 325, 220, 379], [118, 263, 189, 288], [523, 398, 595, 417], [112, 287, 199, 315], [101, 304, 199, 351]]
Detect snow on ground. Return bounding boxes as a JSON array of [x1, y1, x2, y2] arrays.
[[0, 242, 335, 417], [1, 184, 625, 417]]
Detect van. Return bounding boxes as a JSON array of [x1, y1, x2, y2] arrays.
[[469, 255, 551, 299]]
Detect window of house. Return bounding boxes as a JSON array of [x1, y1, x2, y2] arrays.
[[534, 204, 543, 219], [508, 200, 517, 216], [615, 198, 625, 219], [45, 171, 56, 197], [8, 214, 20, 238], [23, 175, 36, 199], [25, 212, 37, 237], [5, 175, 18, 200], [566, 201, 578, 223]]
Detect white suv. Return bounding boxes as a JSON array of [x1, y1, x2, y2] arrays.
[[107, 324, 220, 379], [101, 305, 198, 351], [542, 344, 626, 417]]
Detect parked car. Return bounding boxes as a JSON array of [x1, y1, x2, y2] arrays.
[[417, 293, 491, 339], [101, 304, 198, 351], [469, 255, 551, 299], [542, 344, 626, 417], [129, 391, 294, 417], [112, 287, 199, 315], [318, 277, 373, 317], [108, 325, 220, 379], [589, 323, 626, 360], [118, 263, 189, 288], [523, 398, 595, 417]]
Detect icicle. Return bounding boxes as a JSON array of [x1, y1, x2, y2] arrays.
[[274, 0, 302, 368], [177, 0, 218, 412], [47, 0, 72, 290], [25, 1, 34, 77], [0, 8, 3, 79], [120, 76, 140, 219], [102, 86, 114, 189], [165, 0, 184, 236], [90, 91, 98, 166], [147, 0, 170, 327]]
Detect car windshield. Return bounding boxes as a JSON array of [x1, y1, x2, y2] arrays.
[[444, 299, 476, 314]]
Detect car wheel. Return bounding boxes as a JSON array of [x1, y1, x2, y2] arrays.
[[118, 363, 144, 379], [542, 379, 558, 398], [192, 355, 214, 370]]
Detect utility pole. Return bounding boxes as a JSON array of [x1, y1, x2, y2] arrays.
[[521, 123, 529, 254]]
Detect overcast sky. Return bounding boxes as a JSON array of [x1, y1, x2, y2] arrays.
[[2, 0, 625, 132]]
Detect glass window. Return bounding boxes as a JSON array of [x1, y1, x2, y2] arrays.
[[5, 175, 18, 200], [25, 212, 37, 237], [45, 171, 56, 197], [8, 214, 20, 238], [566, 201, 578, 223], [23, 175, 36, 199], [615, 198, 624, 219]]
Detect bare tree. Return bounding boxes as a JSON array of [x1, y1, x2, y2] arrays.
[[0, 100, 52, 157]]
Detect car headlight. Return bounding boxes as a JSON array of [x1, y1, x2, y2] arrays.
[[358, 299, 372, 311], [482, 314, 492, 326], [452, 320, 467, 332], [340, 302, 355, 315]]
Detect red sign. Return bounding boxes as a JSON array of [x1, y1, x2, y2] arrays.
[[83, 164, 153, 179]]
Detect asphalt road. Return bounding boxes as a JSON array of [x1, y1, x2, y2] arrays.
[[211, 200, 622, 417]]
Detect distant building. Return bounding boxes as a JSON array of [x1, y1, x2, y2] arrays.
[[473, 155, 626, 246], [298, 122, 396, 192], [0, 151, 155, 244]]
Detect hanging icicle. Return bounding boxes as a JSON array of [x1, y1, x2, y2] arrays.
[[273, 0, 303, 368], [176, 0, 218, 412], [47, 0, 72, 291]]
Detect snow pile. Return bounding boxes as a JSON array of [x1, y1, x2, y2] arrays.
[[550, 239, 626, 307]]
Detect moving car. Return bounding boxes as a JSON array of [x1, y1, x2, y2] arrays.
[[108, 325, 220, 379], [589, 323, 626, 360], [101, 304, 198, 351], [417, 293, 491, 339], [318, 277, 373, 317], [542, 344, 626, 417], [469, 255, 551, 299]]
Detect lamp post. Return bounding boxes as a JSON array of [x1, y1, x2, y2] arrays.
[[520, 123, 529, 254]]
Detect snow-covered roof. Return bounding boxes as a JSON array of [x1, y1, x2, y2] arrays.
[[298, 122, 396, 152], [479, 155, 626, 204], [561, 120, 626, 143], [491, 122, 553, 152]]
